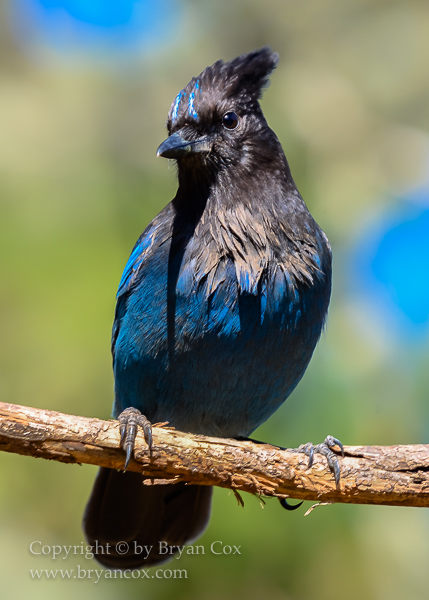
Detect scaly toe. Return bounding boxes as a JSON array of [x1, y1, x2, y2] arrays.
[[292, 435, 343, 486], [118, 407, 153, 471]]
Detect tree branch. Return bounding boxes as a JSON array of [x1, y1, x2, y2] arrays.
[[1, 401, 428, 507]]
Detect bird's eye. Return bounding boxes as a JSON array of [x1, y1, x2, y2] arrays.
[[222, 112, 239, 130]]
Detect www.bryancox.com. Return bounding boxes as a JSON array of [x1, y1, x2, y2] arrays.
[[30, 566, 188, 582]]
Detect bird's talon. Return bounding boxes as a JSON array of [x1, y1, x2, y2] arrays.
[[307, 445, 314, 468], [294, 442, 315, 467], [279, 498, 304, 511], [119, 423, 126, 446], [331, 436, 344, 456], [117, 407, 153, 471], [332, 461, 340, 486], [293, 435, 343, 485], [142, 421, 153, 455], [124, 444, 132, 471]]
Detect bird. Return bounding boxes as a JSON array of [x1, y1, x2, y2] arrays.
[[83, 47, 339, 569]]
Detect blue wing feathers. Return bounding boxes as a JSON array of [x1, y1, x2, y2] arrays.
[[111, 198, 331, 437]]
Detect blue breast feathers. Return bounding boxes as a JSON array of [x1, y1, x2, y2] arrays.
[[112, 209, 330, 438]]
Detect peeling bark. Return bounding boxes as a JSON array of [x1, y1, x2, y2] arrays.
[[1, 401, 429, 507]]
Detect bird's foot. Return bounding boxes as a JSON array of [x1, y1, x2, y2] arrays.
[[278, 435, 343, 511], [117, 407, 152, 471], [292, 435, 344, 486]]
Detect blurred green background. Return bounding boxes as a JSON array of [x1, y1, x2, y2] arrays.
[[1, 0, 429, 598]]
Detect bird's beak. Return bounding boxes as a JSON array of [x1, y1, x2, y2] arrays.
[[156, 132, 212, 159]]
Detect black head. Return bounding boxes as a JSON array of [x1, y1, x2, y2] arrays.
[[156, 48, 283, 174]]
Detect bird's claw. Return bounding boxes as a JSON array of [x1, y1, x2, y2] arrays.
[[118, 407, 152, 471], [279, 436, 343, 511], [279, 498, 304, 511], [294, 435, 344, 486]]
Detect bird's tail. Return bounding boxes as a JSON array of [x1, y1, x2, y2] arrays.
[[83, 467, 212, 569]]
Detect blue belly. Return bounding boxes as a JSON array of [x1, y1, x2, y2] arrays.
[[113, 250, 328, 437]]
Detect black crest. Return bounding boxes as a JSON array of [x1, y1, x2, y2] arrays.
[[200, 47, 279, 104], [168, 47, 279, 127]]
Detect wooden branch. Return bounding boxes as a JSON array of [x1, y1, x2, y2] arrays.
[[1, 401, 429, 508]]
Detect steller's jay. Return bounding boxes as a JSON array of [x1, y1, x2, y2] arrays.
[[83, 47, 339, 569]]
